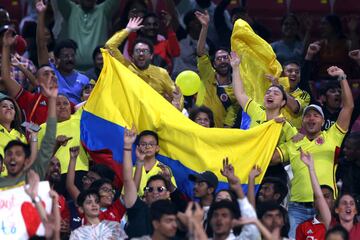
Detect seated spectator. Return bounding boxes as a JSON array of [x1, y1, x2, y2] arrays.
[[197, 12, 241, 128], [336, 132, 360, 197], [257, 202, 290, 239], [52, 0, 120, 71], [305, 15, 359, 81], [37, 1, 90, 105], [132, 199, 178, 240], [0, 25, 37, 91], [318, 82, 342, 130], [0, 69, 57, 189], [326, 225, 350, 240], [84, 46, 103, 82], [105, 17, 176, 102], [69, 189, 127, 239], [189, 105, 215, 127], [127, 12, 180, 72], [271, 13, 308, 65]]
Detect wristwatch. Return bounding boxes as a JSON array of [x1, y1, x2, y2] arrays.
[[338, 74, 347, 81], [32, 196, 41, 204]]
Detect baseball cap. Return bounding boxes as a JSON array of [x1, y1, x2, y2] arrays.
[[0, 24, 15, 34], [189, 171, 218, 189], [302, 104, 324, 118]]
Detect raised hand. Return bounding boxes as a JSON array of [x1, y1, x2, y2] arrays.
[[265, 74, 279, 86], [220, 157, 239, 185], [327, 66, 345, 77], [300, 148, 314, 170], [40, 78, 58, 99], [229, 51, 241, 68], [158, 163, 172, 183], [11, 55, 23, 68], [306, 42, 321, 57], [160, 10, 172, 28], [56, 135, 72, 147], [194, 10, 209, 27], [124, 126, 137, 146], [126, 17, 144, 32], [35, 0, 47, 14], [25, 169, 40, 200], [69, 146, 80, 160], [2, 29, 16, 48], [249, 165, 262, 180]]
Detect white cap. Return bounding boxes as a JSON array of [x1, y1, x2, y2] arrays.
[[302, 104, 324, 118]]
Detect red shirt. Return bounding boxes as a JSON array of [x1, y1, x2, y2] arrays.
[[296, 217, 326, 240], [16, 88, 48, 125], [58, 194, 70, 222], [99, 199, 126, 222], [331, 221, 360, 240]]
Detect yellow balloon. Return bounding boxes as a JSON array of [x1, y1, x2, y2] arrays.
[[175, 70, 201, 96]]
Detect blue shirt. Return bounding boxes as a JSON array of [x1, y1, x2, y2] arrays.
[[50, 62, 89, 104]]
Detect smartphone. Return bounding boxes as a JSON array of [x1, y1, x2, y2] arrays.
[[21, 122, 41, 132]]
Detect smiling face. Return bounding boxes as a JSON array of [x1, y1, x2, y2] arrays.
[[194, 112, 211, 128], [302, 109, 324, 136], [80, 194, 100, 219], [264, 86, 286, 111], [132, 43, 153, 70], [98, 183, 115, 207], [283, 63, 300, 90], [213, 50, 231, 77], [46, 156, 61, 183], [4, 145, 27, 177], [141, 16, 159, 38], [0, 99, 15, 126], [144, 179, 170, 204], [336, 194, 358, 223], [56, 95, 71, 122]]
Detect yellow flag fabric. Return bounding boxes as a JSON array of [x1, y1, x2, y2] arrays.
[[231, 19, 289, 104], [81, 50, 283, 196]]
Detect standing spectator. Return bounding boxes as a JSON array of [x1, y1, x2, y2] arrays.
[[84, 46, 103, 82], [196, 11, 241, 128], [271, 66, 354, 238], [318, 83, 342, 131], [52, 0, 120, 71], [37, 0, 90, 105]]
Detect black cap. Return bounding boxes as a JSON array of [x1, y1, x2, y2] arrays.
[[189, 171, 219, 189], [0, 24, 15, 34]]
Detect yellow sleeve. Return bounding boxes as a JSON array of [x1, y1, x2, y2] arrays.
[[295, 90, 311, 112], [277, 143, 290, 163], [37, 123, 47, 150], [282, 121, 298, 141], [244, 98, 264, 120], [160, 68, 175, 97], [105, 29, 131, 67], [197, 55, 216, 85], [327, 122, 347, 147]]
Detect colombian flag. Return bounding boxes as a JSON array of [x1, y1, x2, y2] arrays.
[[80, 50, 283, 197]]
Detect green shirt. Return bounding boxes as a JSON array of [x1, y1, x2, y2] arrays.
[[56, 0, 120, 71]]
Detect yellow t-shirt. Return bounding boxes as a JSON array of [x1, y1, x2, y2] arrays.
[[282, 88, 311, 129], [38, 111, 89, 174], [136, 160, 177, 197], [277, 123, 346, 202], [197, 55, 241, 127], [244, 98, 297, 144], [0, 124, 27, 176]]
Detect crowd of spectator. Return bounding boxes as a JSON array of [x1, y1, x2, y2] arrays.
[[0, 0, 360, 239]]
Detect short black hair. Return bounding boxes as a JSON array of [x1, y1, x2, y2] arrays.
[[261, 177, 288, 204], [320, 184, 334, 196], [4, 140, 31, 159], [282, 60, 301, 69], [208, 200, 238, 222], [137, 130, 159, 145], [268, 84, 288, 105], [146, 174, 169, 190], [183, 10, 198, 29], [92, 46, 102, 61], [319, 82, 341, 96], [210, 47, 230, 63], [143, 12, 159, 21], [77, 189, 100, 207], [89, 178, 113, 192], [257, 202, 290, 238], [54, 39, 78, 58], [150, 199, 177, 222], [131, 37, 154, 55], [90, 164, 115, 182], [325, 225, 349, 240], [189, 106, 215, 127]]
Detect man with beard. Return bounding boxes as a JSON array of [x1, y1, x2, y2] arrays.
[[105, 17, 176, 103], [36, 0, 90, 105], [271, 66, 354, 238], [46, 156, 71, 237], [196, 10, 241, 128]]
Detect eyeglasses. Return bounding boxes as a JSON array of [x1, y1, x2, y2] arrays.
[[99, 187, 115, 194], [134, 48, 151, 55], [144, 186, 167, 193], [139, 142, 157, 148], [215, 55, 229, 61]]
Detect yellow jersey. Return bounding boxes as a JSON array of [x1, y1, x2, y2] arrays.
[[282, 88, 310, 129]]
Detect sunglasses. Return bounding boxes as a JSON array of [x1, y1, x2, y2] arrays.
[[144, 186, 167, 193]]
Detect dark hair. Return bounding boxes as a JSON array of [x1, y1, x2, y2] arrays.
[[282, 60, 301, 69], [326, 225, 349, 240], [319, 82, 341, 96], [150, 199, 177, 222], [0, 97, 24, 135], [89, 164, 115, 182], [120, 0, 148, 28], [143, 12, 159, 22], [335, 193, 358, 223], [4, 140, 31, 158], [77, 189, 100, 207], [54, 39, 78, 58], [261, 177, 288, 204], [92, 46, 102, 61], [257, 202, 290, 238], [189, 106, 215, 127], [207, 200, 239, 236], [131, 37, 154, 55], [89, 178, 113, 192], [183, 10, 198, 30], [320, 185, 334, 196], [215, 189, 238, 204], [346, 132, 360, 145], [146, 174, 169, 190], [230, 7, 247, 18], [323, 14, 345, 39], [281, 13, 300, 28], [210, 47, 230, 63], [268, 84, 288, 105], [137, 130, 159, 145]]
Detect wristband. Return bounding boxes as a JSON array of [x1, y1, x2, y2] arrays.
[[123, 148, 132, 151], [337, 74, 347, 81], [32, 196, 41, 204]]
